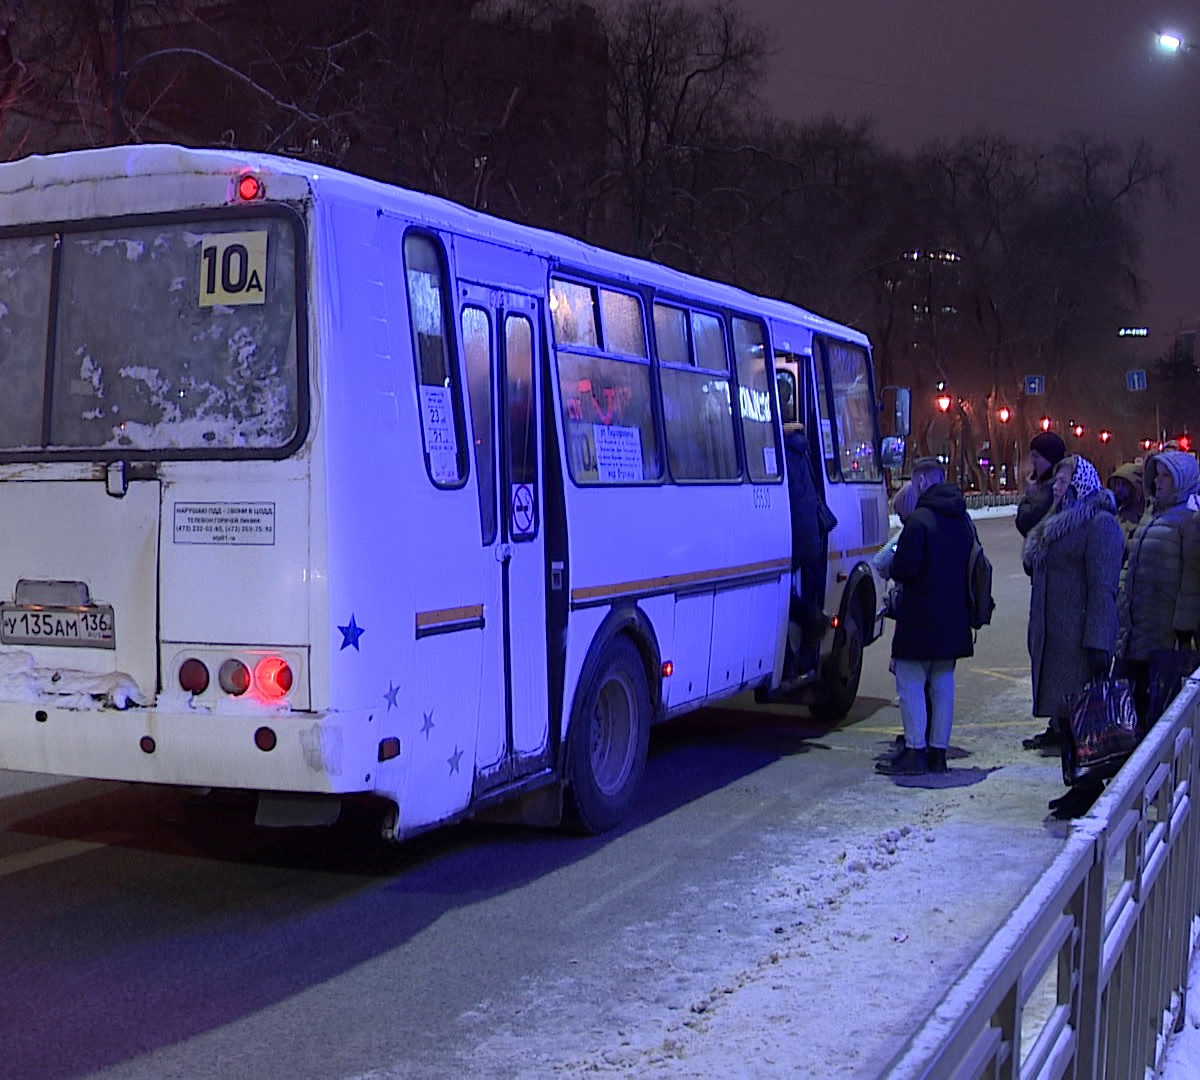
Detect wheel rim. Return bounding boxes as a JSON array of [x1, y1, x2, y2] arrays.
[[590, 671, 637, 797]]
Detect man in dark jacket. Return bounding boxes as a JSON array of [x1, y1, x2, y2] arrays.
[[877, 457, 976, 776], [1016, 431, 1067, 537], [784, 426, 835, 677]]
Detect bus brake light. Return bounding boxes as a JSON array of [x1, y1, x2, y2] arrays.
[[254, 656, 294, 699]]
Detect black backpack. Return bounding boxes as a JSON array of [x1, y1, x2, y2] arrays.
[[966, 520, 996, 630]]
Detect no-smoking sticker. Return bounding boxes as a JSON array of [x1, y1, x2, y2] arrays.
[[511, 483, 535, 536]]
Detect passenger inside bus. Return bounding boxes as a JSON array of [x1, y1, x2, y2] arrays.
[[784, 424, 836, 678]]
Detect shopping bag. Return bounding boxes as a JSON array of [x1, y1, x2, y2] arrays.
[[1061, 676, 1141, 786], [1147, 649, 1200, 727]]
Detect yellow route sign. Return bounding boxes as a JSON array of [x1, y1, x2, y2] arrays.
[[199, 230, 267, 307]]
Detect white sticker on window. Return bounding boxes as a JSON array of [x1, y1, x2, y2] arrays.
[[420, 384, 459, 482], [821, 419, 835, 459], [763, 445, 778, 476], [199, 231, 268, 307], [594, 423, 644, 482]]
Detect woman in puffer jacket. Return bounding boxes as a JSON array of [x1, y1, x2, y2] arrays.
[[1023, 456, 1124, 770], [1116, 449, 1200, 720]]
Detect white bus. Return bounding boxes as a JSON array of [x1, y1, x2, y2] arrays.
[[0, 145, 905, 839]]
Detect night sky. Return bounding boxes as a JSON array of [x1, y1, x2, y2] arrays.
[[733, 0, 1200, 353]]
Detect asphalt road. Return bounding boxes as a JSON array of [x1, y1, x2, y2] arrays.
[[0, 514, 1066, 1079]]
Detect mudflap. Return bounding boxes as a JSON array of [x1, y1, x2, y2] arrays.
[[473, 780, 564, 829]]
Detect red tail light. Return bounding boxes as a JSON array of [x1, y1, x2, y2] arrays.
[[179, 658, 210, 694], [254, 656, 294, 699]]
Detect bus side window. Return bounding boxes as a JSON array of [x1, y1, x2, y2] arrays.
[[813, 347, 839, 483], [655, 302, 739, 482], [403, 232, 468, 487], [551, 278, 661, 486], [732, 317, 780, 483], [461, 305, 496, 544], [824, 339, 881, 483]]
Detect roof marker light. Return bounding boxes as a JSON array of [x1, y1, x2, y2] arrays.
[[236, 173, 263, 202]]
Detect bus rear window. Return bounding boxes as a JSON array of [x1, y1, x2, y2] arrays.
[[11, 214, 303, 455]]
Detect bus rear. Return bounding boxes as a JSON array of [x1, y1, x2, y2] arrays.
[[0, 148, 371, 803]]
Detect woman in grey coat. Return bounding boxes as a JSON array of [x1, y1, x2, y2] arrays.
[[1116, 449, 1200, 719], [1023, 456, 1124, 814]]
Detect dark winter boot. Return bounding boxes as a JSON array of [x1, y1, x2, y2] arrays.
[[1048, 784, 1102, 820], [875, 747, 928, 776], [1022, 723, 1062, 750], [926, 747, 948, 774]]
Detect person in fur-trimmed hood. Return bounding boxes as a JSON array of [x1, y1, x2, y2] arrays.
[[1022, 456, 1124, 762], [1116, 449, 1200, 719]]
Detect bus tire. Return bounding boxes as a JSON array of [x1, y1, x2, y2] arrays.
[[810, 602, 865, 721], [564, 635, 650, 834]]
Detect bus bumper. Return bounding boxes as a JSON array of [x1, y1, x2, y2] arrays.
[[0, 702, 379, 795]]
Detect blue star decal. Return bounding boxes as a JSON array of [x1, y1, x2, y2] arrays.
[[383, 681, 400, 710], [448, 745, 463, 775], [338, 613, 365, 651], [421, 709, 435, 739]]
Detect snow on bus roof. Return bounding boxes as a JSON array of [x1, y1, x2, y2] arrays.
[[0, 144, 868, 348]]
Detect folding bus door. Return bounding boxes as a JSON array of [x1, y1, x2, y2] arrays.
[[459, 284, 550, 788]]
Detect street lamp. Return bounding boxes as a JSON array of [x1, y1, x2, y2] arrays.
[[1099, 429, 1112, 443], [1158, 31, 1199, 52], [1040, 416, 1052, 432]]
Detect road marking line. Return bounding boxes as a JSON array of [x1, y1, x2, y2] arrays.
[[568, 861, 674, 923], [969, 667, 1032, 684], [0, 839, 104, 878], [567, 812, 758, 923]]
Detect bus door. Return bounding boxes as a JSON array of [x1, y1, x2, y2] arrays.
[[459, 284, 549, 789]]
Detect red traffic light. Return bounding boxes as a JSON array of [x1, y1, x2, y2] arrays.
[[1099, 429, 1112, 443], [1071, 423, 1085, 438], [997, 406, 1011, 423], [935, 393, 952, 413]]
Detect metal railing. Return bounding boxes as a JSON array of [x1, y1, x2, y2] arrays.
[[964, 492, 1023, 510], [884, 672, 1200, 1079]]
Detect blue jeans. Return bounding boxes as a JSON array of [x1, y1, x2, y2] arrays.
[[894, 658, 956, 750]]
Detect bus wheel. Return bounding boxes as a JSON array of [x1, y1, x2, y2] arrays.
[[810, 604, 864, 721], [564, 635, 650, 834]]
